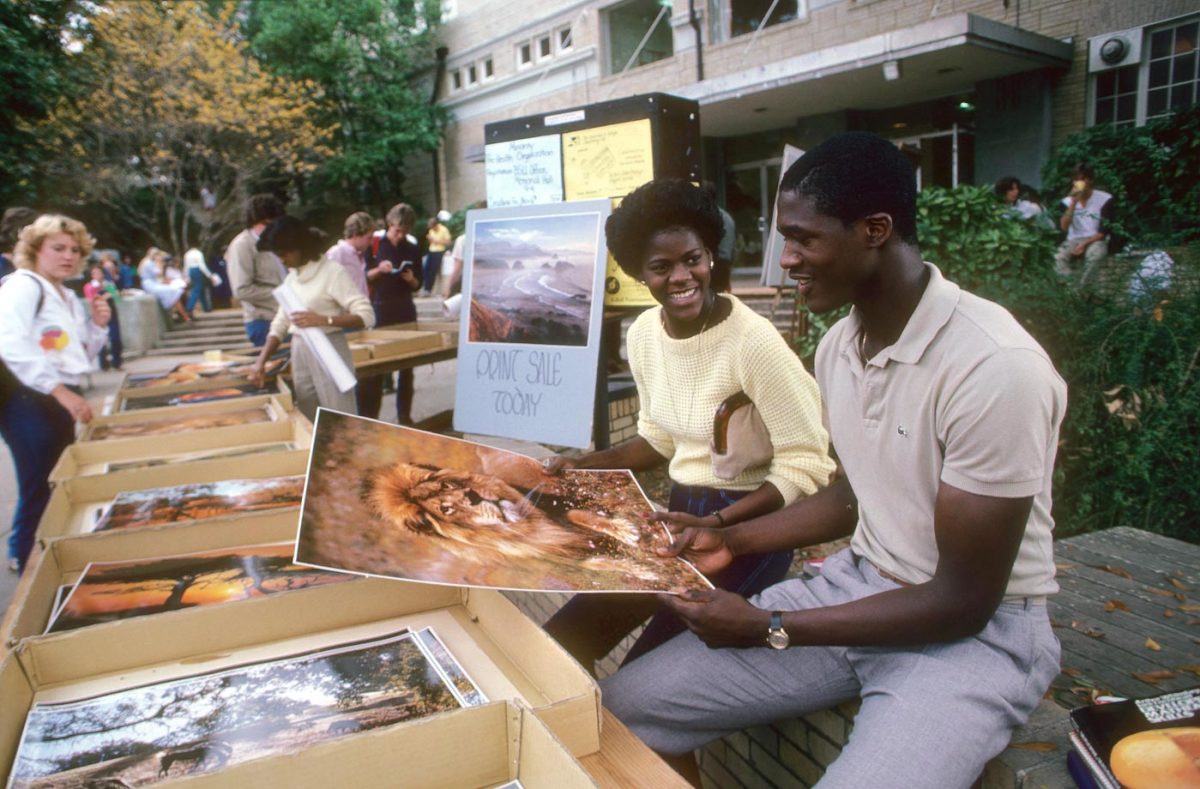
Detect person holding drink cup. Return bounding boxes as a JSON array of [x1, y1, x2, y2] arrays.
[[0, 215, 111, 572]]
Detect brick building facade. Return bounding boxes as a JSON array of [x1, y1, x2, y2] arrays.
[[410, 0, 1196, 269]]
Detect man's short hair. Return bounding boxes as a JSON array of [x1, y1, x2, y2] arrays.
[[780, 131, 919, 246], [343, 211, 374, 239], [385, 203, 416, 229], [244, 194, 285, 228], [1, 207, 39, 253]]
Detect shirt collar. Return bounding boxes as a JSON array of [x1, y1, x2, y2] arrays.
[[842, 262, 960, 367]]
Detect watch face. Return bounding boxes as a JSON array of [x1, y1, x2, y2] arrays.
[[767, 629, 789, 650]]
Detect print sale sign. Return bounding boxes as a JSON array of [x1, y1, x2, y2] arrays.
[[453, 200, 611, 448]]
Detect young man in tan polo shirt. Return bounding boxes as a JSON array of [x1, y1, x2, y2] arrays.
[[601, 132, 1067, 788]]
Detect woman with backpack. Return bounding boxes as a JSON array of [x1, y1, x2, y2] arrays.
[[0, 214, 111, 573]]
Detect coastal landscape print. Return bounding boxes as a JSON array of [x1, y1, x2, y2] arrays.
[[296, 411, 711, 593], [468, 211, 602, 347], [8, 630, 468, 788], [47, 543, 354, 634]]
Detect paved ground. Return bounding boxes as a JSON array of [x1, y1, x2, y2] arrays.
[[0, 335, 459, 614]]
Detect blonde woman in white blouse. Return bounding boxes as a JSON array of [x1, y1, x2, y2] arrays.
[[0, 214, 110, 572]]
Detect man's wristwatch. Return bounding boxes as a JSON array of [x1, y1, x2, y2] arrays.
[[766, 611, 789, 650]]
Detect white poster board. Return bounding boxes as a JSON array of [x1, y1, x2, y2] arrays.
[[453, 200, 611, 448], [484, 135, 564, 208], [760, 144, 805, 287]]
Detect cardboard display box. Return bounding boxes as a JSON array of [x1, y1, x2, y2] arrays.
[[0, 640, 594, 788], [110, 374, 293, 413], [346, 328, 444, 362], [35, 449, 309, 542], [52, 396, 306, 482], [1, 509, 304, 647], [1, 579, 601, 763], [79, 390, 292, 446]]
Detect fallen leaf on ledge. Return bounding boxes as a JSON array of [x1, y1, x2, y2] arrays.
[[1145, 637, 1162, 651], [1180, 665, 1200, 675], [1180, 603, 1200, 612], [1101, 565, 1133, 579], [1164, 609, 1176, 618], [1132, 670, 1176, 684], [1168, 578, 1190, 591], [1071, 620, 1105, 639], [1104, 599, 1130, 613], [1062, 667, 1082, 678]]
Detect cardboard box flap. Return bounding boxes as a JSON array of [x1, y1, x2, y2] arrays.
[[50, 399, 306, 482], [0, 654, 35, 777]]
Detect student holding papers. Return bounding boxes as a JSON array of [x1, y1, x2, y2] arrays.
[[249, 216, 374, 420]]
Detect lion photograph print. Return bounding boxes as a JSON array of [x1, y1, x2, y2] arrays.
[[295, 411, 711, 593]]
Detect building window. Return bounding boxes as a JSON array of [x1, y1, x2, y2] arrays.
[[517, 41, 532, 68], [730, 0, 801, 38], [603, 0, 674, 75], [558, 26, 573, 52], [1147, 20, 1198, 120], [467, 64, 477, 85], [1094, 66, 1139, 127], [538, 34, 553, 60], [483, 58, 494, 80], [451, 70, 462, 90], [1090, 15, 1198, 127]]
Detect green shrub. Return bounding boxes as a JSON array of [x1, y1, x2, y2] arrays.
[[1042, 105, 1200, 247]]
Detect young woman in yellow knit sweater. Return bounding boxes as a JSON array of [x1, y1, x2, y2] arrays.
[[544, 179, 835, 673]]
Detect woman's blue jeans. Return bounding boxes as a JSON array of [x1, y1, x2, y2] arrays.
[[0, 386, 76, 571]]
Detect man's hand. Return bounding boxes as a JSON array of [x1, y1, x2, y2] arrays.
[[541, 455, 578, 475], [1071, 241, 1090, 257], [659, 589, 770, 648], [90, 296, 112, 328], [374, 260, 394, 276], [657, 520, 735, 576], [399, 268, 419, 289]]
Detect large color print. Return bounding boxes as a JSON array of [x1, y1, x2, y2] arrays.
[[93, 476, 305, 532], [46, 543, 354, 634], [468, 211, 601, 347], [297, 411, 711, 593], [9, 628, 481, 788]]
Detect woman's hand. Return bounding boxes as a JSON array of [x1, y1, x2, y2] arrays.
[[247, 363, 268, 388], [289, 310, 326, 329], [51, 385, 93, 423], [90, 296, 112, 328], [656, 519, 735, 576]]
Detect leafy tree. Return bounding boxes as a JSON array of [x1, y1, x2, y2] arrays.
[[0, 0, 89, 205], [243, 0, 447, 218], [32, 1, 333, 257]]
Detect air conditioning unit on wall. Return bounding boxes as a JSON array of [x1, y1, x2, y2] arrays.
[[1088, 28, 1144, 72]]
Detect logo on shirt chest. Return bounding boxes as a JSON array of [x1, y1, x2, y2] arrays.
[[40, 325, 69, 351]]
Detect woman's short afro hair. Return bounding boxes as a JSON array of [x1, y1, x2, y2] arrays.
[[257, 215, 328, 263], [605, 179, 724, 279], [780, 131, 919, 246]]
